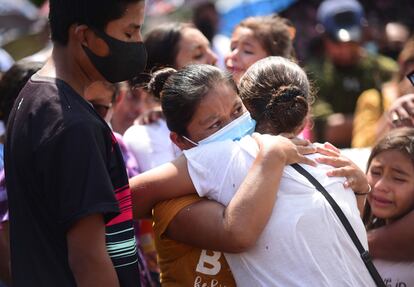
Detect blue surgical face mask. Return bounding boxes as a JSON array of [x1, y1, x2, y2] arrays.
[[183, 112, 256, 146]]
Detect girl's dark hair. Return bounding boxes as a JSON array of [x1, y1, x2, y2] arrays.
[[0, 61, 43, 124], [144, 22, 194, 71], [239, 56, 313, 135], [237, 15, 294, 59], [148, 64, 236, 136], [363, 127, 414, 230], [49, 0, 143, 45]]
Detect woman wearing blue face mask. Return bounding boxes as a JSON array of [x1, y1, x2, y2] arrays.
[[129, 60, 372, 286]]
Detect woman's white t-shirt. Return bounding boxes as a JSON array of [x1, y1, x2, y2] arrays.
[[183, 135, 375, 287]]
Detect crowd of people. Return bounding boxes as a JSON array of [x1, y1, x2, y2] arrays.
[[0, 0, 413, 286]]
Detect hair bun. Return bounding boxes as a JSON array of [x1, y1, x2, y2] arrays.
[[272, 85, 304, 104], [148, 67, 177, 99], [263, 84, 308, 134]]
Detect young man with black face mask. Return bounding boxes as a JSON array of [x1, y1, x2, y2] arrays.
[[4, 0, 147, 286]]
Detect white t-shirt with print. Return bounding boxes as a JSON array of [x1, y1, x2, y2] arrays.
[[183, 135, 375, 287], [375, 259, 414, 286]]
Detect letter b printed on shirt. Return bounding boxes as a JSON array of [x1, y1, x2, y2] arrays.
[[196, 250, 222, 275]]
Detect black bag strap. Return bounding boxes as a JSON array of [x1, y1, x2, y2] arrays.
[[291, 163, 385, 287]]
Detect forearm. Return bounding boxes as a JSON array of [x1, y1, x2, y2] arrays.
[[368, 210, 414, 260], [67, 214, 120, 287], [222, 151, 285, 251], [130, 156, 196, 219], [69, 253, 119, 287], [166, 154, 285, 253]]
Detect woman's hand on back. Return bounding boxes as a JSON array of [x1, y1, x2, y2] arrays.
[[314, 142, 369, 193], [253, 133, 317, 167]]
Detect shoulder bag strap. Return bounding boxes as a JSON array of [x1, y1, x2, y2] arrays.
[[291, 163, 385, 287]]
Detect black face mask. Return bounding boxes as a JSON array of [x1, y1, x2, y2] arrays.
[[83, 29, 147, 83]]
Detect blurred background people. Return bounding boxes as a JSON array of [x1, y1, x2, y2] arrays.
[[225, 14, 294, 85], [309, 0, 398, 147], [145, 22, 217, 71], [124, 22, 218, 172], [352, 37, 414, 148], [109, 81, 155, 135], [379, 22, 411, 61], [192, 1, 230, 69]]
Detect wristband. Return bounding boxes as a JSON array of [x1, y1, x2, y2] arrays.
[[354, 184, 371, 196]]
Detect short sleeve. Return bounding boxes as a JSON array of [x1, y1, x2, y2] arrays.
[[183, 139, 255, 205], [183, 140, 234, 200], [153, 195, 204, 238], [41, 122, 120, 230]]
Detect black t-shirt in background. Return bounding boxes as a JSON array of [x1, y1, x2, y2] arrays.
[[5, 75, 141, 286]]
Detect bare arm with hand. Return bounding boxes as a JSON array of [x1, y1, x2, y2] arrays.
[[164, 133, 316, 252], [313, 142, 370, 215], [130, 135, 316, 220]]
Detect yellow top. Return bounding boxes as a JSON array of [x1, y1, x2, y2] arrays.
[[153, 194, 236, 287], [352, 86, 396, 148]]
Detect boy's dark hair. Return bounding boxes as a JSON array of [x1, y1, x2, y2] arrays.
[[49, 0, 143, 45], [148, 64, 236, 136]]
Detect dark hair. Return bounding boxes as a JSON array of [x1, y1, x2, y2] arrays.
[[237, 15, 294, 59], [239, 56, 313, 134], [363, 127, 414, 230], [192, 2, 218, 42], [144, 22, 194, 71], [148, 65, 236, 136], [49, 0, 143, 45], [0, 61, 43, 124], [397, 37, 414, 82]]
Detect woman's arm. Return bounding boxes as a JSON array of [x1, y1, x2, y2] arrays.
[[368, 210, 414, 260], [129, 155, 195, 219], [130, 135, 316, 220], [161, 134, 316, 252]]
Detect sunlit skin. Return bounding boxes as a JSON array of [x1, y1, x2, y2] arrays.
[[367, 150, 414, 223], [225, 26, 269, 84], [175, 27, 218, 68], [172, 82, 246, 150]]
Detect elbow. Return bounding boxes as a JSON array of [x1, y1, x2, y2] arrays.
[[225, 228, 258, 253]]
